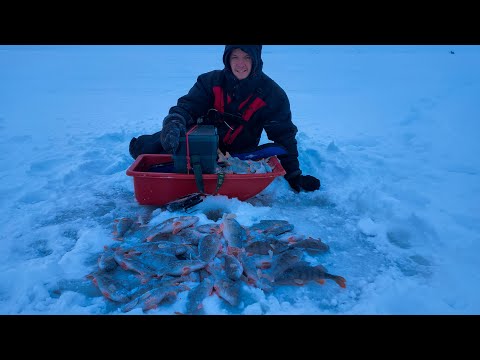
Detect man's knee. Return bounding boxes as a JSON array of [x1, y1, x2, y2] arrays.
[[129, 137, 138, 159], [128, 131, 165, 159]]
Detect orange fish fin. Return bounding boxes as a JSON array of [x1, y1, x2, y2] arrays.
[[172, 221, 182, 234], [335, 276, 347, 288], [260, 261, 271, 269]]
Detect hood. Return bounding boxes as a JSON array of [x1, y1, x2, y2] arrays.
[[223, 45, 263, 76]]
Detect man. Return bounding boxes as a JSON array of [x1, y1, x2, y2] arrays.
[[129, 45, 320, 193]]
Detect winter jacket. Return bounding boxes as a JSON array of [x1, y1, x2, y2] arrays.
[[162, 45, 302, 180]]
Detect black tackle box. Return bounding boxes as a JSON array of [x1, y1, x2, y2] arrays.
[[173, 125, 219, 174]]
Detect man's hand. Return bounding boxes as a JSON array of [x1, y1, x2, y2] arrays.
[[288, 174, 320, 193], [160, 120, 185, 154]]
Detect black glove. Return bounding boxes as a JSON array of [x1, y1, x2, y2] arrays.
[[160, 115, 186, 154], [288, 174, 321, 193]]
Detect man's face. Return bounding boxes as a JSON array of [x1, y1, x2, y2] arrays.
[[229, 48, 252, 80]]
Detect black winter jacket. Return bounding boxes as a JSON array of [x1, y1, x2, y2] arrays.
[[163, 45, 302, 180]]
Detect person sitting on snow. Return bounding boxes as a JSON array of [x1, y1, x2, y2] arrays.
[[128, 45, 320, 193]]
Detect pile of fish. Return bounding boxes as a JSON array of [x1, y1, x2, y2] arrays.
[[216, 151, 272, 174], [87, 214, 346, 314]]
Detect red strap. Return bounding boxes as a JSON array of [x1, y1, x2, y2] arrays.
[[185, 125, 198, 174], [223, 125, 244, 145]]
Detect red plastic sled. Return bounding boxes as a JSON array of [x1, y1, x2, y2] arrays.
[[126, 154, 286, 206]]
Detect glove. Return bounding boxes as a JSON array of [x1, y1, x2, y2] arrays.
[[288, 174, 321, 193], [160, 115, 186, 154]]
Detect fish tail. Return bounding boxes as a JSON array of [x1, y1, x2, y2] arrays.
[[332, 275, 346, 288]]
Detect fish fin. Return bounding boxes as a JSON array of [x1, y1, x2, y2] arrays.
[[227, 246, 241, 256], [144, 303, 158, 311], [294, 279, 305, 286], [178, 284, 189, 293], [335, 276, 347, 288], [260, 261, 271, 269], [173, 220, 189, 234], [316, 279, 326, 285], [139, 276, 149, 284], [86, 274, 96, 286]]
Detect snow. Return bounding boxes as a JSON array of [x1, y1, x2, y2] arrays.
[[0, 45, 479, 315]]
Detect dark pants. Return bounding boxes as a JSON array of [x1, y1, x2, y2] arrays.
[[129, 131, 167, 159]]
